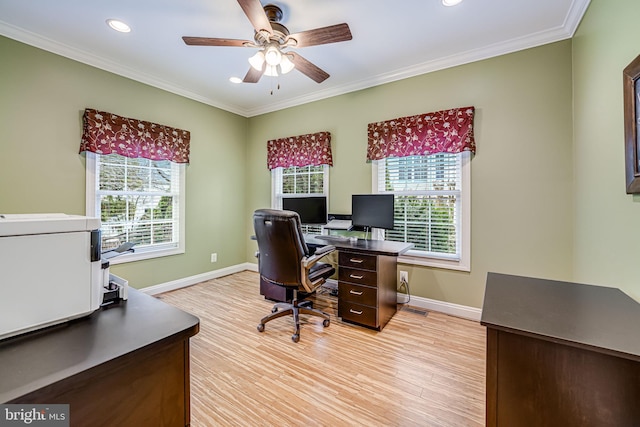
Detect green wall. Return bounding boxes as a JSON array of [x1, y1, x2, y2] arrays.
[[247, 40, 575, 309], [0, 36, 248, 289], [573, 0, 640, 301]]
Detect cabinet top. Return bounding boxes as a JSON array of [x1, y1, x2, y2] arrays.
[[481, 272, 640, 361], [0, 289, 199, 403]]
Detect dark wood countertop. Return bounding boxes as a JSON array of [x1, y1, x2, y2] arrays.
[[481, 272, 640, 362], [0, 288, 200, 403], [305, 235, 413, 257]]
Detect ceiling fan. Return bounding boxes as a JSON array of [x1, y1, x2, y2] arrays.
[[182, 0, 352, 84]]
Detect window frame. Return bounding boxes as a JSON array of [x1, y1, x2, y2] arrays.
[[372, 151, 471, 272], [85, 152, 186, 264]]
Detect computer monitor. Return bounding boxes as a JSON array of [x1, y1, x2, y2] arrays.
[[351, 194, 395, 230], [282, 196, 328, 225]]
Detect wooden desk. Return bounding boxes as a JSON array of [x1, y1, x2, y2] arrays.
[[481, 273, 640, 427], [0, 289, 200, 427]]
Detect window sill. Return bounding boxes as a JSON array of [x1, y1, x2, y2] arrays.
[[398, 253, 470, 272], [107, 247, 184, 264]]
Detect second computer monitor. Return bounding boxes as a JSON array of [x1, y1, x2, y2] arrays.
[[282, 196, 328, 225], [351, 194, 395, 230]]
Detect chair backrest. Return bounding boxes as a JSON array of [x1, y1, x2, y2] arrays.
[[253, 209, 310, 288]]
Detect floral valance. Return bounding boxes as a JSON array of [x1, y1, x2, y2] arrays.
[[367, 106, 475, 161], [267, 131, 333, 170], [80, 108, 191, 164]]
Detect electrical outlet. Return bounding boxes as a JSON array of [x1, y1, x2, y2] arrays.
[[400, 270, 408, 284], [210, 253, 217, 263]]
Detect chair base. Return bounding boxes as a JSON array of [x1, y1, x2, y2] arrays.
[[257, 291, 330, 343]]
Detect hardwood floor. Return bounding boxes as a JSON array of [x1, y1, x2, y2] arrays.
[[156, 271, 486, 426]]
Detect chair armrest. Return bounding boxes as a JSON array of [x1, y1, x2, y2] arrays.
[[313, 244, 336, 257], [300, 245, 336, 293], [302, 245, 335, 269]]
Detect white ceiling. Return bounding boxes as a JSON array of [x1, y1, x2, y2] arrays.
[[0, 0, 590, 117]]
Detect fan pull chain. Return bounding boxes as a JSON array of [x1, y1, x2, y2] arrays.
[[270, 76, 282, 95]]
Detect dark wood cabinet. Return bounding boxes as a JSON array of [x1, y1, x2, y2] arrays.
[[481, 273, 640, 427], [337, 249, 402, 330]]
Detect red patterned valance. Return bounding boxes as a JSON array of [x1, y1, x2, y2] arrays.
[[367, 106, 475, 161], [80, 109, 191, 164], [267, 131, 333, 170]]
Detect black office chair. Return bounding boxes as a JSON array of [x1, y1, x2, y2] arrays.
[[253, 209, 336, 342]]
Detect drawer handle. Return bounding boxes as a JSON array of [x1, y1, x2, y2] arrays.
[[349, 309, 363, 315], [349, 258, 364, 263], [349, 290, 363, 295], [349, 274, 364, 279]]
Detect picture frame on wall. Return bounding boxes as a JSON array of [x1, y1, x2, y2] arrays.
[[623, 54, 640, 194]]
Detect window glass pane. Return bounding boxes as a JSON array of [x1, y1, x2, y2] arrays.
[[99, 165, 125, 191], [126, 166, 148, 191], [282, 175, 294, 193], [295, 174, 310, 193], [309, 173, 324, 192]]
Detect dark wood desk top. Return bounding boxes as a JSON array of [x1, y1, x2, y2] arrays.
[[0, 289, 200, 403], [481, 272, 640, 361], [305, 235, 413, 257]]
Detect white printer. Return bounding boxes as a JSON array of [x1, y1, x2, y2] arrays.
[[0, 213, 127, 340]]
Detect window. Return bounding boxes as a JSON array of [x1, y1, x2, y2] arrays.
[[272, 165, 329, 234], [86, 152, 186, 263], [373, 152, 470, 271]]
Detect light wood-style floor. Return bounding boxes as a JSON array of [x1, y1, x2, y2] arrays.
[[156, 271, 486, 427]]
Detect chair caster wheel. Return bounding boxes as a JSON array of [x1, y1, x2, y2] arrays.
[[292, 334, 300, 343], [271, 307, 278, 313], [323, 319, 330, 327], [257, 324, 265, 332]]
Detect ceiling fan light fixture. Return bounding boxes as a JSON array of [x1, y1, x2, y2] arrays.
[[442, 0, 463, 6], [264, 45, 282, 66], [248, 51, 265, 71], [279, 54, 295, 74]]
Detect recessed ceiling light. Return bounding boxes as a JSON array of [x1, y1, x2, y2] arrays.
[[229, 77, 243, 84], [106, 19, 131, 33], [442, 0, 463, 6]]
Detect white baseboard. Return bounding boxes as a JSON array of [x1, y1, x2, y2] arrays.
[[399, 294, 482, 322], [141, 262, 481, 322], [140, 263, 255, 295]]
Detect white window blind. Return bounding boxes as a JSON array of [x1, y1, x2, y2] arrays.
[[272, 165, 328, 234], [374, 152, 470, 270], [86, 152, 185, 262]]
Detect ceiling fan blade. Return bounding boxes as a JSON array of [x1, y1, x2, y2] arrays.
[[287, 23, 352, 48], [243, 66, 263, 83], [289, 52, 330, 83], [182, 37, 250, 47], [237, 0, 273, 35]]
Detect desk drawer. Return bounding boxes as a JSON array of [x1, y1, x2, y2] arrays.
[[339, 282, 377, 307], [339, 266, 377, 287], [339, 251, 377, 271], [339, 301, 377, 328]]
